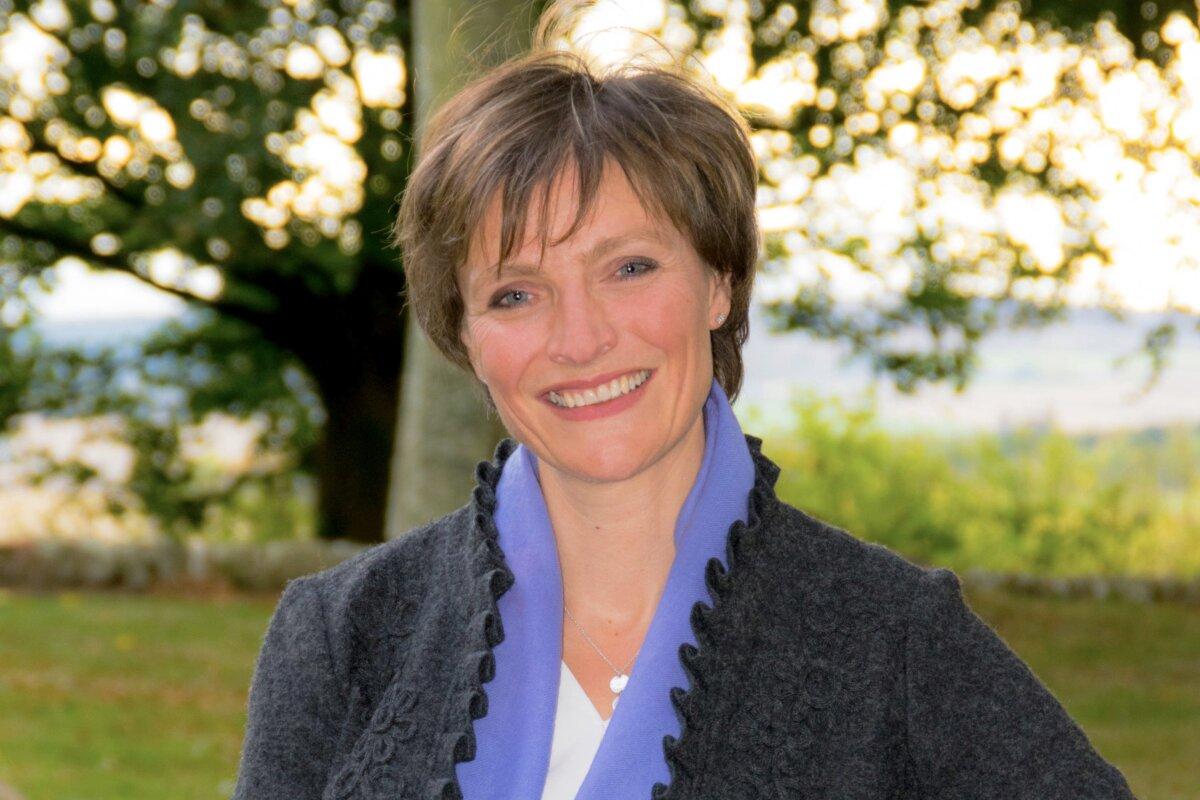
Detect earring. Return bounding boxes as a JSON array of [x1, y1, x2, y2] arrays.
[[715, 313, 726, 326]]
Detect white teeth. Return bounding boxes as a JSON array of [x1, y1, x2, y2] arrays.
[[548, 369, 650, 409]]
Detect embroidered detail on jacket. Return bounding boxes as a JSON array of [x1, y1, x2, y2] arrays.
[[324, 673, 420, 799]]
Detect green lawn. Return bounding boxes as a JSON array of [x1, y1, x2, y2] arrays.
[[0, 586, 1195, 799], [0, 588, 275, 800]]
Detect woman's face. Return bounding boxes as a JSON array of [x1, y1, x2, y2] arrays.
[[458, 159, 732, 484]]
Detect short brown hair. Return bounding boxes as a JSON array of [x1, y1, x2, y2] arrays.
[[394, 33, 759, 410]]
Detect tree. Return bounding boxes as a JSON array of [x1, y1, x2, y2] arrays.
[[1, 0, 420, 542]]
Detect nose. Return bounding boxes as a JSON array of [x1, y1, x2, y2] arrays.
[[545, 286, 617, 365]]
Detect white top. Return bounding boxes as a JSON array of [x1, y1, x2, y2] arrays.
[[540, 660, 611, 800]]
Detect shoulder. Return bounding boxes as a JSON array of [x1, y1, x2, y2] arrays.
[[743, 432, 941, 608], [758, 497, 948, 625], [279, 504, 477, 680], [769, 498, 931, 585], [312, 502, 477, 606], [297, 503, 471, 600]]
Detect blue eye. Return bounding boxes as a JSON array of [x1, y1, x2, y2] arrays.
[[490, 289, 529, 309], [488, 260, 657, 310], [618, 259, 658, 278]]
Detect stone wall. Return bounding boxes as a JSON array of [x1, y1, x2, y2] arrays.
[[0, 537, 369, 592]]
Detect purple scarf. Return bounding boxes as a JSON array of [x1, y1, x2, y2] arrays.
[[455, 376, 756, 799]]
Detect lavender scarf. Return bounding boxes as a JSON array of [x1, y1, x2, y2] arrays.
[[455, 376, 756, 799]]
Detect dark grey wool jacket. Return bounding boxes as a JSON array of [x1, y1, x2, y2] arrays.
[[232, 434, 1136, 800]]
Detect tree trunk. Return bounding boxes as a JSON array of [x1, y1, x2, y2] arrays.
[[386, 0, 537, 538], [311, 360, 399, 542], [300, 263, 407, 542]]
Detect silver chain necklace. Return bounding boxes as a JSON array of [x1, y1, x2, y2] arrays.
[[563, 604, 641, 710]]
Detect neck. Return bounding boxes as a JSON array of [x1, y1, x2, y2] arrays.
[[536, 409, 708, 633]]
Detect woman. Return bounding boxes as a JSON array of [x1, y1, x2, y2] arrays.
[[232, 29, 1136, 800]]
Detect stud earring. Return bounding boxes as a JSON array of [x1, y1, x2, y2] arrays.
[[715, 313, 726, 326]]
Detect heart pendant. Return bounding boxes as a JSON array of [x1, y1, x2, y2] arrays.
[[609, 673, 629, 694]]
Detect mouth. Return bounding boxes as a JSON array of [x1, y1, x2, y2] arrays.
[[543, 368, 654, 410]]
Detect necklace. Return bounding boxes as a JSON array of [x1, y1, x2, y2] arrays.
[[563, 604, 641, 710]]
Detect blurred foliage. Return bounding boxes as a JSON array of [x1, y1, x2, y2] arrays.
[[0, 326, 35, 427], [671, 0, 1200, 391], [747, 389, 1200, 578], [0, 0, 413, 540], [12, 358, 1196, 576], [3, 312, 322, 540]]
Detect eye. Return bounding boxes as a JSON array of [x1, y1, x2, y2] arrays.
[[487, 259, 658, 310], [617, 259, 658, 279], [489, 288, 529, 309]]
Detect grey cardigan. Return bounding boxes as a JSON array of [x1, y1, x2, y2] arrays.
[[232, 434, 1136, 799]]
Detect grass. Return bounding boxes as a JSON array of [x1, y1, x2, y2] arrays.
[[0, 586, 1195, 799], [0, 588, 275, 800]]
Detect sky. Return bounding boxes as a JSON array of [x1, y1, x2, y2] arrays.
[[32, 258, 189, 322]]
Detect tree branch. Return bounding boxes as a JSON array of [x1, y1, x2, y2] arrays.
[[0, 215, 274, 333], [25, 124, 148, 210]]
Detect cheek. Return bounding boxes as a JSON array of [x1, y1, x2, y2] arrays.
[[632, 279, 710, 348], [468, 320, 536, 388]]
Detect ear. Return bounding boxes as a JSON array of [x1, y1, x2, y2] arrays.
[[709, 268, 733, 326], [459, 325, 483, 384]]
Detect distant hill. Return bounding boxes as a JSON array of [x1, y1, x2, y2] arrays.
[[738, 303, 1200, 435], [32, 316, 172, 349]]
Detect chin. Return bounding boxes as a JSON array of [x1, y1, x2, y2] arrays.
[[548, 437, 651, 484]]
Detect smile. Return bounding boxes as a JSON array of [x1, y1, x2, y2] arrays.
[[547, 369, 652, 408], [542, 368, 656, 420]]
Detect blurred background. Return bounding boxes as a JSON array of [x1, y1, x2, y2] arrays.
[[0, 0, 1198, 797]]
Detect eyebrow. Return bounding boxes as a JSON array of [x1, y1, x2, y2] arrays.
[[468, 228, 671, 293]]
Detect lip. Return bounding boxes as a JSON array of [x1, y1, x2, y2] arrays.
[[541, 367, 655, 420], [540, 368, 652, 397]]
